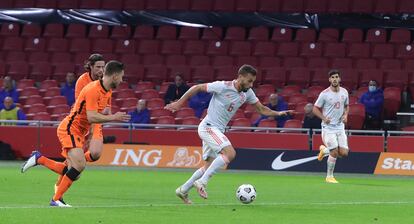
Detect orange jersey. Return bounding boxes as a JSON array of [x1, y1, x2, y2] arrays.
[[60, 80, 112, 137], [75, 72, 93, 99]]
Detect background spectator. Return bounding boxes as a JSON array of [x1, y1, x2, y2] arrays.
[[0, 97, 26, 126], [359, 80, 384, 129], [0, 76, 19, 109], [303, 103, 322, 130], [189, 80, 212, 118], [164, 74, 189, 104], [254, 93, 290, 127], [128, 99, 150, 128], [60, 72, 76, 106]]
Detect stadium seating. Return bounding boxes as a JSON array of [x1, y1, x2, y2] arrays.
[[347, 103, 365, 129]]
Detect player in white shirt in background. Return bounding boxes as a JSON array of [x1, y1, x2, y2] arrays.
[[165, 65, 293, 203], [313, 69, 349, 184]]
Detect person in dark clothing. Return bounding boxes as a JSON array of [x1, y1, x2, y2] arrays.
[[189, 81, 212, 118], [0, 76, 19, 109], [164, 74, 190, 104], [302, 103, 322, 130], [359, 80, 384, 129], [254, 93, 290, 127], [60, 72, 76, 106], [128, 99, 150, 128]]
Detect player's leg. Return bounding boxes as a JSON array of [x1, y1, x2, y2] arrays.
[[52, 147, 86, 206], [21, 150, 68, 174], [337, 130, 349, 158], [321, 131, 340, 183], [84, 124, 103, 162], [318, 130, 338, 161]]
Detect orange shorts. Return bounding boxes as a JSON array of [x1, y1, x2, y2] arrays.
[[57, 121, 86, 158]]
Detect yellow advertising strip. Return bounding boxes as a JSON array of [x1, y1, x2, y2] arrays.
[[375, 153, 414, 175], [89, 144, 204, 169]]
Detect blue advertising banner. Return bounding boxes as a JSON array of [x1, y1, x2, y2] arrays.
[[228, 148, 380, 174]]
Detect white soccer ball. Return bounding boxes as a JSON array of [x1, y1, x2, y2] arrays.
[[236, 184, 256, 204]]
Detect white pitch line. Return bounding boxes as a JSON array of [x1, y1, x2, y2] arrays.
[[1, 201, 414, 209]]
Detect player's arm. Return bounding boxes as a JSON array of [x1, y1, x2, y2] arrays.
[[312, 106, 330, 124], [87, 110, 129, 123], [253, 101, 293, 117], [164, 84, 207, 112], [342, 104, 349, 123]]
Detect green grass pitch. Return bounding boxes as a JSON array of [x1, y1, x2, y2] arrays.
[[0, 162, 414, 224]]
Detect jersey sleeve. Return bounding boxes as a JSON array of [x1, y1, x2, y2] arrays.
[[246, 89, 259, 104], [344, 91, 349, 106], [206, 81, 225, 94], [85, 89, 100, 111], [314, 92, 325, 108], [75, 78, 87, 99]]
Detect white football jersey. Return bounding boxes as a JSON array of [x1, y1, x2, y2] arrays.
[[202, 80, 258, 132], [314, 87, 349, 131]]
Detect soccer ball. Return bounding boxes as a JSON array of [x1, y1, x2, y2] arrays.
[[236, 184, 256, 204]]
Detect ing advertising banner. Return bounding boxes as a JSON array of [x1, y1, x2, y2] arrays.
[[90, 144, 203, 169], [374, 153, 414, 176]]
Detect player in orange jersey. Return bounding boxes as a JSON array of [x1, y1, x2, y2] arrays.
[[21, 61, 130, 207]]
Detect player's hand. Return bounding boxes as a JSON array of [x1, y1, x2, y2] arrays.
[[323, 117, 331, 124], [342, 115, 348, 123], [164, 101, 183, 112], [278, 110, 294, 116], [112, 112, 131, 122]]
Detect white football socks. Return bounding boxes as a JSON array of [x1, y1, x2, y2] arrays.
[[327, 155, 337, 178], [198, 154, 229, 185], [181, 167, 205, 192]]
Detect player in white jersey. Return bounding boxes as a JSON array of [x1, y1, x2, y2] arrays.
[[313, 69, 349, 184], [165, 65, 293, 203]]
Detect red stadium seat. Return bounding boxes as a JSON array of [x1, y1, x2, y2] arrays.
[[224, 27, 246, 40], [215, 66, 237, 80], [328, 0, 351, 13], [384, 71, 408, 91], [168, 65, 191, 81], [300, 43, 322, 57], [8, 61, 29, 80], [145, 66, 168, 82], [42, 87, 60, 100], [47, 38, 69, 52], [146, 0, 168, 10], [114, 39, 136, 54], [399, 0, 414, 13], [155, 116, 176, 129], [292, 102, 308, 121], [147, 98, 166, 110], [305, 0, 328, 13], [32, 112, 52, 121], [331, 58, 353, 69], [161, 40, 183, 55], [256, 119, 277, 132], [229, 118, 251, 132], [214, 0, 235, 11], [2, 37, 23, 51], [119, 98, 138, 109], [229, 41, 251, 56], [183, 40, 205, 55], [92, 39, 114, 53], [137, 40, 160, 55], [396, 44, 414, 59], [235, 56, 258, 67], [359, 69, 384, 88], [282, 0, 303, 12], [30, 62, 53, 81], [318, 28, 339, 42], [342, 28, 363, 43], [355, 58, 377, 70], [379, 59, 402, 70], [372, 44, 395, 58], [201, 27, 223, 40], [258, 0, 280, 12], [178, 116, 200, 129], [133, 25, 154, 39], [140, 89, 160, 100], [21, 24, 41, 38], [288, 94, 308, 110], [339, 69, 359, 90], [156, 26, 177, 40], [347, 103, 365, 129], [101, 0, 123, 10], [79, 0, 100, 9], [178, 27, 199, 40], [27, 103, 47, 115], [24, 38, 46, 52], [5, 51, 26, 63], [351, 0, 374, 13], [43, 24, 64, 38], [28, 51, 49, 64], [123, 0, 145, 10], [279, 85, 301, 101], [69, 38, 91, 53], [40, 79, 58, 90], [323, 43, 346, 58], [87, 24, 109, 39], [348, 43, 370, 58], [212, 56, 234, 67], [258, 57, 281, 68], [191, 0, 213, 11], [142, 54, 164, 66], [48, 96, 67, 106], [308, 58, 329, 68], [375, 0, 397, 13], [271, 27, 292, 42], [24, 95, 43, 106], [169, 0, 190, 10], [253, 41, 275, 57], [0, 23, 20, 37], [283, 119, 302, 129], [383, 87, 401, 119], [49, 104, 70, 115], [390, 29, 411, 44], [206, 41, 229, 56], [295, 29, 316, 42], [262, 68, 286, 88], [276, 42, 299, 57], [366, 28, 387, 43], [248, 26, 269, 41], [175, 107, 195, 121], [286, 68, 310, 88], [192, 66, 215, 82], [66, 24, 87, 39], [115, 89, 136, 99], [284, 57, 306, 68]]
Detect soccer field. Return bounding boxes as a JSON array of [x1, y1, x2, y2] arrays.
[[0, 162, 413, 224]]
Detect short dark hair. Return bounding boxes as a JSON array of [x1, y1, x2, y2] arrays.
[[238, 64, 257, 76], [104, 60, 124, 76], [84, 54, 104, 72], [328, 69, 340, 77]]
